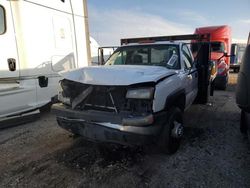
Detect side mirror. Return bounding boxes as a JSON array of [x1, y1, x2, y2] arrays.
[[218, 51, 231, 61], [223, 51, 236, 58]]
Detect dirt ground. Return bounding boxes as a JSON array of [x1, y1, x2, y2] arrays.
[[0, 73, 250, 188]]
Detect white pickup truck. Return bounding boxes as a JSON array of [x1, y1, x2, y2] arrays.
[[53, 35, 213, 154]]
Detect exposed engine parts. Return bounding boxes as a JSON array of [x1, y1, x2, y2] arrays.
[[60, 79, 153, 115]]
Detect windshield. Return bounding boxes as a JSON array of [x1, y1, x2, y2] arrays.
[[105, 44, 180, 69], [211, 42, 225, 53]]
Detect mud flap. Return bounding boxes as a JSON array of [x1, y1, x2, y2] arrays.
[[195, 43, 212, 104]]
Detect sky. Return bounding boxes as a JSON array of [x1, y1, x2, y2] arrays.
[[87, 0, 250, 46]]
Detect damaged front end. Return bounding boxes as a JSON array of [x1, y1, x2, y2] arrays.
[[53, 79, 164, 146]]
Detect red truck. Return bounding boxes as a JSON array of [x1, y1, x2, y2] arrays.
[[194, 25, 231, 89]]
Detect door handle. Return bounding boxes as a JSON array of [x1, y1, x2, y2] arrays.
[[7, 58, 16, 71]]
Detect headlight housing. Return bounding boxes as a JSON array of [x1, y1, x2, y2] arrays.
[[58, 81, 71, 105], [126, 87, 154, 99]]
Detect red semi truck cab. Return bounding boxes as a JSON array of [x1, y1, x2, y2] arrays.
[[194, 25, 231, 89]]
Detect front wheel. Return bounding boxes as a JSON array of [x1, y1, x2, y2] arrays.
[[158, 107, 184, 154]]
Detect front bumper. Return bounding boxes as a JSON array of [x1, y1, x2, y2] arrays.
[[52, 104, 164, 146]]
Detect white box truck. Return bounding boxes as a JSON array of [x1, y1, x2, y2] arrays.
[[0, 0, 91, 123]]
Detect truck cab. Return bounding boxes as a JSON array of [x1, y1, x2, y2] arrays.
[[0, 0, 90, 124], [53, 35, 213, 154], [194, 25, 231, 90]]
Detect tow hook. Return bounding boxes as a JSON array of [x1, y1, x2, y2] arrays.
[[171, 121, 184, 138]]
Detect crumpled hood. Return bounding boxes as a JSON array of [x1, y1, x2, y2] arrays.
[[60, 65, 176, 86]]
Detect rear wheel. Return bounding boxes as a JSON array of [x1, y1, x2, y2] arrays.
[[158, 107, 184, 154]]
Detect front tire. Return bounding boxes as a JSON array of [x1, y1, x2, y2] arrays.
[[158, 107, 184, 154]]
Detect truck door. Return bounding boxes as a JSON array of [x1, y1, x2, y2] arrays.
[[181, 44, 198, 107], [0, 1, 36, 118], [0, 1, 19, 78], [195, 43, 211, 104]]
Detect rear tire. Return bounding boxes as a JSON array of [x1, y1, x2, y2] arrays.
[[158, 107, 183, 154]]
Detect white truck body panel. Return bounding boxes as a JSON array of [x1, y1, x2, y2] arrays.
[[0, 0, 91, 118]]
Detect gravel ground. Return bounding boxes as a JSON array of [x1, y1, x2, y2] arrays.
[[0, 73, 250, 188]]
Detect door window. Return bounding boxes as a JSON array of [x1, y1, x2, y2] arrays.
[[0, 6, 6, 34], [211, 42, 225, 53], [182, 45, 193, 69]]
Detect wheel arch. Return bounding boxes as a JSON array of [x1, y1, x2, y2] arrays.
[[164, 89, 186, 112]]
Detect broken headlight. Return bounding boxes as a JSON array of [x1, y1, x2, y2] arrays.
[[58, 81, 71, 105], [126, 87, 154, 99]]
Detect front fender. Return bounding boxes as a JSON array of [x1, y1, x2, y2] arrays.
[[153, 75, 183, 112]]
